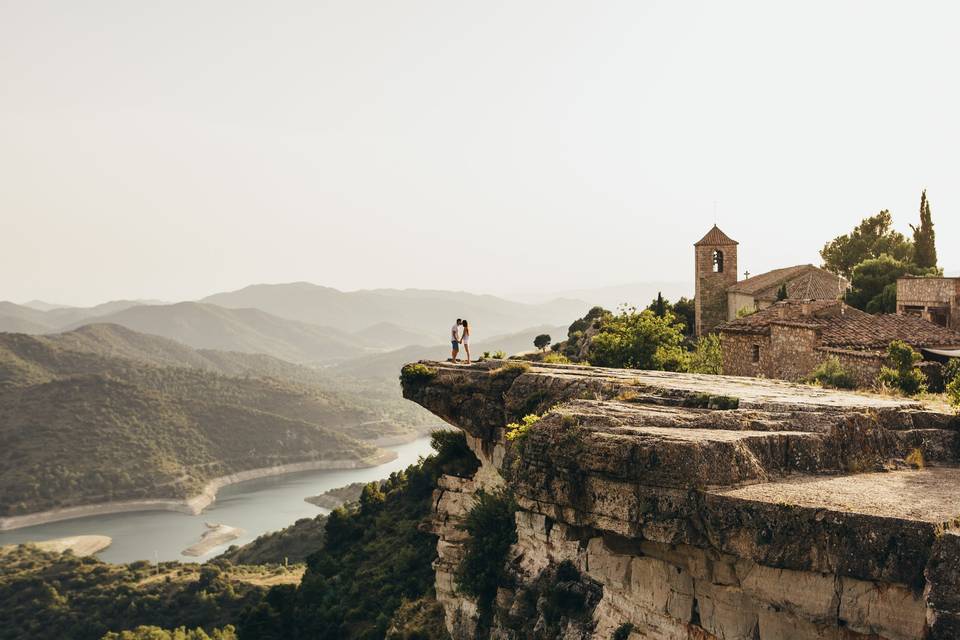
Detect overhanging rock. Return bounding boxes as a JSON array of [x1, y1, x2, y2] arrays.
[[402, 360, 960, 640]]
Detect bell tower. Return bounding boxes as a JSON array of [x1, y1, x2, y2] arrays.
[[694, 225, 738, 336]]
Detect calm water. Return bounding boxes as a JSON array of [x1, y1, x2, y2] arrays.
[[0, 437, 435, 563]]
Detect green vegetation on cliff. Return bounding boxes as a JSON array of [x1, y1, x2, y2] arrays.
[[239, 430, 475, 640]]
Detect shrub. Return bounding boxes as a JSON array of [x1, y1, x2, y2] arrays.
[[906, 448, 925, 469], [808, 357, 856, 389], [455, 490, 518, 611], [505, 414, 540, 443], [400, 363, 437, 385], [491, 350, 507, 360], [948, 375, 960, 413], [588, 307, 687, 371], [877, 341, 926, 395], [687, 334, 723, 375], [943, 359, 960, 387], [681, 393, 739, 410], [542, 352, 571, 364], [489, 361, 530, 379]]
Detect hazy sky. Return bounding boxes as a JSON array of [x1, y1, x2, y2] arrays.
[[2, 1, 957, 306]]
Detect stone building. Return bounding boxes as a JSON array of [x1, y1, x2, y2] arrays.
[[897, 276, 960, 329], [719, 299, 960, 386], [694, 225, 848, 335]]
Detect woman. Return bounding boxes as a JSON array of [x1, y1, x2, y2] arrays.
[[460, 319, 471, 363]]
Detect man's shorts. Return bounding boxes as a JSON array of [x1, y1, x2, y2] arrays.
[[451, 340, 460, 350]]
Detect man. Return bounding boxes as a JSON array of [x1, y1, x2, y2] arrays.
[[451, 318, 462, 362]]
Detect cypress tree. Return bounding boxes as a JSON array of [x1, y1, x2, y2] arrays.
[[776, 283, 788, 301], [911, 189, 938, 269]]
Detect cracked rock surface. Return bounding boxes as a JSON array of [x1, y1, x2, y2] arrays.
[[403, 361, 960, 640]]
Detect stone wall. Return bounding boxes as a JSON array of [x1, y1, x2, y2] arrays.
[[722, 329, 885, 387], [766, 324, 822, 381], [897, 277, 960, 329], [726, 292, 755, 320], [817, 348, 885, 388], [720, 332, 765, 378], [695, 243, 737, 336]]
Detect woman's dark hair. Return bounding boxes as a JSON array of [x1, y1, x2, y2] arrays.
[[462, 319, 469, 328]]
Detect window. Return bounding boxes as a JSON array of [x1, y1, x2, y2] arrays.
[[713, 250, 724, 273], [752, 344, 761, 363]]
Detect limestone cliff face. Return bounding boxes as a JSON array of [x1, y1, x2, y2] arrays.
[[403, 360, 960, 640]]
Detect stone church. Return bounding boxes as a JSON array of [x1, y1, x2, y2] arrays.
[[694, 225, 847, 336]]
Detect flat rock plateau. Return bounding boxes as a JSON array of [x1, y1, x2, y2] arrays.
[[402, 360, 960, 640]]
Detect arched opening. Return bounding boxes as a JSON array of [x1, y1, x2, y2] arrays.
[[713, 250, 724, 273]]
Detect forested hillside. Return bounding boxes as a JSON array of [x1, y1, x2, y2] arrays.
[[0, 327, 430, 516]]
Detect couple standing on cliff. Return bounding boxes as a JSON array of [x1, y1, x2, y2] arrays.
[[450, 318, 472, 364]]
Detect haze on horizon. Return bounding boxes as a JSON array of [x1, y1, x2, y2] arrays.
[[2, 1, 958, 307]]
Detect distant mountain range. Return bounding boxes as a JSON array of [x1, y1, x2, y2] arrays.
[[0, 324, 437, 517], [501, 281, 691, 312], [331, 324, 568, 380], [200, 282, 587, 337], [1, 283, 590, 365]]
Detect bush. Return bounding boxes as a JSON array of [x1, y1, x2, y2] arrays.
[[489, 361, 530, 379], [808, 357, 856, 389], [943, 359, 960, 387], [588, 307, 688, 371], [687, 334, 722, 375], [455, 490, 518, 611], [877, 341, 926, 395], [542, 352, 571, 364], [400, 363, 437, 385], [947, 375, 960, 413], [505, 414, 540, 444]]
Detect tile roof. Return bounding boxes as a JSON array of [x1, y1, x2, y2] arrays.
[[727, 264, 847, 301], [694, 225, 738, 246], [718, 300, 960, 350]]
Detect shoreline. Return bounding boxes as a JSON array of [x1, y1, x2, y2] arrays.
[[0, 450, 397, 532]]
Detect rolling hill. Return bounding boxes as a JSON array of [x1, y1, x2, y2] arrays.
[[0, 326, 438, 517], [0, 300, 152, 334], [63, 302, 369, 364]]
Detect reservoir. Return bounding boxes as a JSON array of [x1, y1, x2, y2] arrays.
[[0, 437, 436, 564]]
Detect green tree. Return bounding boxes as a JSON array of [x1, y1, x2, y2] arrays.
[[947, 374, 960, 413], [776, 283, 788, 301], [649, 292, 667, 317], [807, 357, 856, 389], [672, 297, 696, 336], [533, 334, 552, 352], [455, 490, 518, 611], [820, 210, 913, 278], [687, 334, 723, 375], [846, 254, 938, 313], [878, 340, 926, 395], [588, 308, 688, 371], [910, 189, 938, 269]]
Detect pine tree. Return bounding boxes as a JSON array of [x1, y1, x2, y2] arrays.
[[911, 189, 938, 269]]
